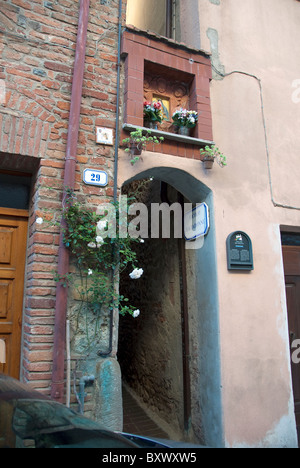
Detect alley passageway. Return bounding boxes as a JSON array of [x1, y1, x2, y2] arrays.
[[122, 385, 169, 440]]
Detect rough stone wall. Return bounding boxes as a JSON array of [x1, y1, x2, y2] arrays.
[[0, 0, 124, 399]]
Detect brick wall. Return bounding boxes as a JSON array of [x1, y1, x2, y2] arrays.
[[0, 0, 125, 393]]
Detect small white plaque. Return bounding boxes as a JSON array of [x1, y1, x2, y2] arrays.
[[96, 127, 113, 145], [184, 203, 209, 241]]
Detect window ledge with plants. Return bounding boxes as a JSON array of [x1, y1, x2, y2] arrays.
[[121, 124, 227, 169], [121, 27, 214, 161], [122, 123, 214, 147]]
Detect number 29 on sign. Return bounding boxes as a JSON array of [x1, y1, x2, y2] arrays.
[[83, 169, 108, 187]]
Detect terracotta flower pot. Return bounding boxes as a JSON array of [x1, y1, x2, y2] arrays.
[[203, 156, 214, 169], [130, 143, 142, 156]]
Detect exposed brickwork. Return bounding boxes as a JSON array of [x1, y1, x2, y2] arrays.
[[0, 0, 212, 401], [0, 0, 125, 393]]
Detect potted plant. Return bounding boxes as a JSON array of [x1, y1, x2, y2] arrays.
[[143, 100, 163, 129], [199, 145, 227, 169], [172, 108, 199, 136], [122, 128, 164, 165]]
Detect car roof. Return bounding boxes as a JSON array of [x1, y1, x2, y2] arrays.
[[0, 373, 50, 401]]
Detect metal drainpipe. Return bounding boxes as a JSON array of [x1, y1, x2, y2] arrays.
[[97, 0, 123, 358], [51, 0, 90, 403], [178, 192, 192, 433], [166, 0, 173, 39], [77, 375, 95, 414], [113, 0, 123, 204]]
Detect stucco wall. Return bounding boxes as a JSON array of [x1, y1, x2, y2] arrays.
[[181, 0, 300, 448], [118, 0, 300, 448]]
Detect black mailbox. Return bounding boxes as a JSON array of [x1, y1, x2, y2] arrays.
[[226, 231, 254, 271]]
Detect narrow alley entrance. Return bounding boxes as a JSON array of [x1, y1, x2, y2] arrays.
[[116, 166, 222, 447], [118, 178, 187, 441]]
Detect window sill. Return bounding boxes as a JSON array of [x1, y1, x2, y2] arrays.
[[122, 123, 214, 147]]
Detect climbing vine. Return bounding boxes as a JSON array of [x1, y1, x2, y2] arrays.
[[59, 190, 142, 318], [39, 188, 143, 327]]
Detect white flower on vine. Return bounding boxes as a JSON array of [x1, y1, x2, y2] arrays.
[[88, 242, 97, 248], [133, 309, 140, 318], [36, 217, 43, 225], [97, 220, 108, 232], [88, 269, 93, 275], [129, 268, 144, 279], [140, 238, 145, 243], [96, 236, 104, 247]]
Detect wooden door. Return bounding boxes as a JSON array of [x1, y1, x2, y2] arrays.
[[282, 245, 300, 444], [0, 208, 28, 379]]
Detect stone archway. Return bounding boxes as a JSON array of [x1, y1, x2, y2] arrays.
[[117, 166, 223, 446]]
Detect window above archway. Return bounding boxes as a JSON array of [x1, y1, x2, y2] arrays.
[[121, 27, 214, 159]]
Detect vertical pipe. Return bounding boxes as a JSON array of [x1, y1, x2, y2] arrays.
[[66, 320, 71, 407], [113, 0, 123, 203], [178, 193, 191, 433], [98, 0, 123, 359], [51, 0, 90, 403], [172, 0, 176, 40], [178, 236, 192, 432], [166, 0, 173, 38]]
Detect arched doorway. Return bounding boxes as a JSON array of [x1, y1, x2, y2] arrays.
[[117, 167, 223, 446]]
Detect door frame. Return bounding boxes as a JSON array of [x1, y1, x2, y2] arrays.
[[0, 207, 29, 378], [0, 207, 29, 218], [281, 227, 300, 444]]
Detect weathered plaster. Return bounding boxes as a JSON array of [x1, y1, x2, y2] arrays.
[[206, 28, 225, 80]]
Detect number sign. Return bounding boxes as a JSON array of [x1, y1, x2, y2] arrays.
[[83, 169, 108, 187]]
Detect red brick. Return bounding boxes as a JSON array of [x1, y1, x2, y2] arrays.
[[24, 349, 53, 362], [32, 233, 54, 245], [44, 61, 73, 74], [27, 298, 56, 309], [0, 1, 129, 389]]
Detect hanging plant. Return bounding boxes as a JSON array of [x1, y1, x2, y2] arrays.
[[122, 128, 164, 165], [199, 145, 227, 169]]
